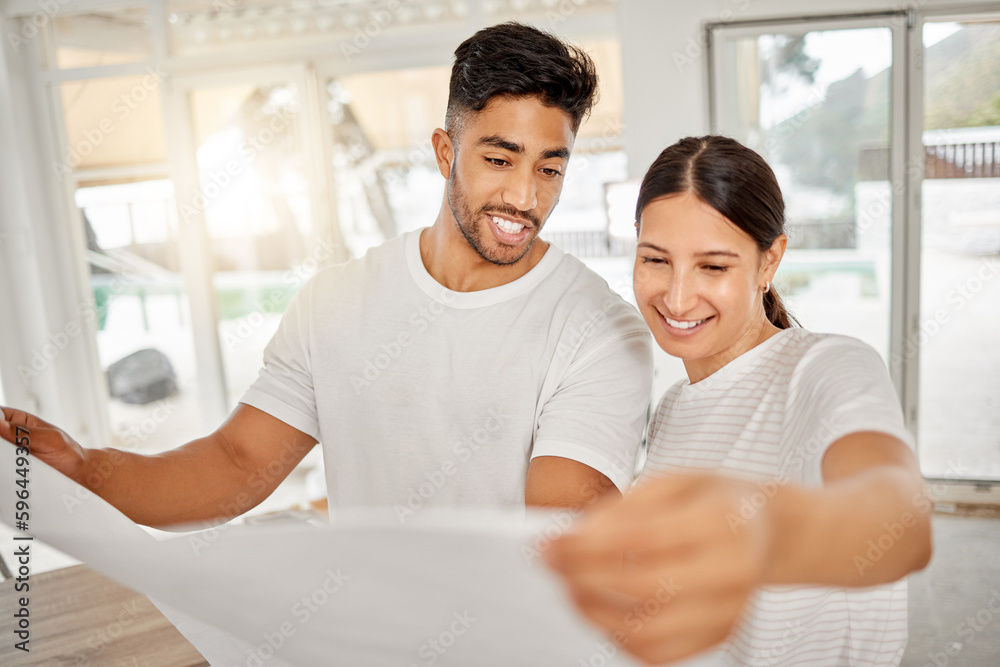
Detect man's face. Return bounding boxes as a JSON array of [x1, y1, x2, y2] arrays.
[[444, 96, 575, 266]]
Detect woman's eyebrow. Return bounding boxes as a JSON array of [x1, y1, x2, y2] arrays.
[[636, 244, 739, 259], [695, 250, 740, 259]]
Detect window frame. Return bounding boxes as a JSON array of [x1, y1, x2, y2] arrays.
[[707, 7, 1000, 491]]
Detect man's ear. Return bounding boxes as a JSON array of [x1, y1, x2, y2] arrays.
[[431, 128, 454, 180], [761, 233, 787, 285]]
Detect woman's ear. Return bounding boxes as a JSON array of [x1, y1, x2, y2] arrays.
[[761, 233, 787, 285], [431, 128, 454, 180]]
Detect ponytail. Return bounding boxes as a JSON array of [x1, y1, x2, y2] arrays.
[[763, 287, 798, 330]]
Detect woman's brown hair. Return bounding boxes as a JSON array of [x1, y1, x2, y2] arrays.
[[635, 135, 798, 329]]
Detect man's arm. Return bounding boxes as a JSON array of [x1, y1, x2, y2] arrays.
[[525, 455, 620, 510], [0, 403, 316, 528]]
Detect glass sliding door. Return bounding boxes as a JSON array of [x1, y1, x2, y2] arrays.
[[176, 66, 341, 409], [710, 18, 903, 365], [55, 72, 204, 454], [918, 18, 1000, 480]]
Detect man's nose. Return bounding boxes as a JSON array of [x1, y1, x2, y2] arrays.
[[501, 168, 538, 212]]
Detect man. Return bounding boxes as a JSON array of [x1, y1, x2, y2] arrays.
[[0, 23, 652, 527]]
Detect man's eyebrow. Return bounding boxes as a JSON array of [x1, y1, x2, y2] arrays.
[[477, 136, 570, 161], [478, 135, 523, 153]]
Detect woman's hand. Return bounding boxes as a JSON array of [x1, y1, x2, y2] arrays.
[[545, 473, 775, 665], [1, 406, 89, 484]]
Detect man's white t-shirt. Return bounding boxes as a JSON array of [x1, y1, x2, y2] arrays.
[[641, 328, 913, 667], [240, 230, 653, 515]]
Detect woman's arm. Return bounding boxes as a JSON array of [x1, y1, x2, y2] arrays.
[[764, 431, 931, 587], [544, 432, 932, 664]]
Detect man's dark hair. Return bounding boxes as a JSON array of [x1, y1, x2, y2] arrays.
[[445, 22, 599, 136]]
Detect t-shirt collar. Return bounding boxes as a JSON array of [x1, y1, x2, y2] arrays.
[[405, 228, 564, 309]]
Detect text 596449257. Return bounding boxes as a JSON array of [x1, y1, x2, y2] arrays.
[[12, 425, 32, 653]]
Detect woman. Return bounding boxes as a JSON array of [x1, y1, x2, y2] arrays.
[[545, 136, 931, 666]]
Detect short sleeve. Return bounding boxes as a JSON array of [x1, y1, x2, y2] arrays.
[[785, 336, 914, 485], [239, 280, 320, 440], [530, 330, 653, 493]]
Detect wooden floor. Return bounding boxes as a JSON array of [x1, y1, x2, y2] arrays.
[[0, 564, 207, 667]]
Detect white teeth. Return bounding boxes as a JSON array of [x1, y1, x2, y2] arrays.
[[665, 316, 708, 330], [492, 216, 525, 234]]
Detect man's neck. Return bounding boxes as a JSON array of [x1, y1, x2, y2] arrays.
[[419, 211, 549, 292]]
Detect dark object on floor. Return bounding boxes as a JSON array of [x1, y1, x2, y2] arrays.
[[107, 348, 177, 404]]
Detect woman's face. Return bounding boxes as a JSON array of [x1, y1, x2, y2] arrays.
[[633, 191, 783, 379]]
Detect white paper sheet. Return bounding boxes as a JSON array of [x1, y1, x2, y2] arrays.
[[1, 456, 648, 667]]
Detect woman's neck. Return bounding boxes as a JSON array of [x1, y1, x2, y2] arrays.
[[683, 317, 783, 384]]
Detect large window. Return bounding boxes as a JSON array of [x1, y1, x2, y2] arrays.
[[711, 20, 897, 363], [58, 69, 204, 454], [710, 12, 1000, 482], [186, 76, 331, 407], [918, 20, 1000, 481], [6, 2, 624, 500]]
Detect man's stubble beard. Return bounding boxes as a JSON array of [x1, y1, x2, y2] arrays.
[[446, 163, 547, 267]]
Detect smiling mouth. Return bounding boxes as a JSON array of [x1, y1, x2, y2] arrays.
[[490, 215, 528, 234], [663, 315, 711, 330]]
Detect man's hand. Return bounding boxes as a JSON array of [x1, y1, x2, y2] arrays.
[[1, 406, 88, 483], [0, 403, 317, 528], [544, 474, 771, 665]]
